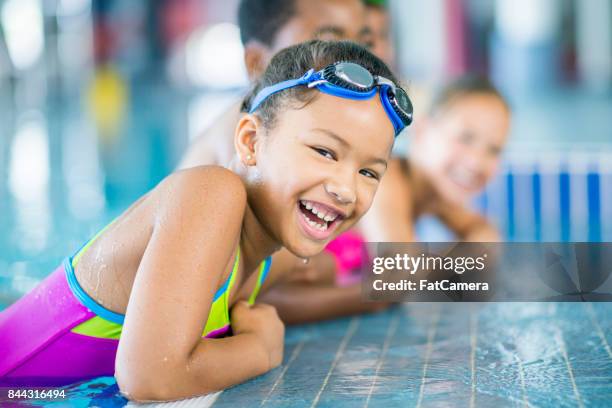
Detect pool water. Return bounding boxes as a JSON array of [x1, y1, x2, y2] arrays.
[[2, 303, 610, 407]]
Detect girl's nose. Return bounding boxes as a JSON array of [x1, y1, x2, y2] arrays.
[[325, 181, 357, 205], [463, 148, 487, 171]]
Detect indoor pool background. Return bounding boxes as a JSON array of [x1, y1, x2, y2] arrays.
[[1, 92, 611, 406], [1, 24, 611, 408], [1, 1, 612, 406]]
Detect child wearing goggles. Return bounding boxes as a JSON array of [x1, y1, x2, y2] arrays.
[[248, 61, 412, 135], [267, 76, 510, 319], [0, 40, 410, 401]]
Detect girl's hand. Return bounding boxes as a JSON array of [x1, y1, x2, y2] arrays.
[[231, 301, 285, 369]]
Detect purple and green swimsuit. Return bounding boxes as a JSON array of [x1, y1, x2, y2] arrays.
[[0, 229, 271, 386]]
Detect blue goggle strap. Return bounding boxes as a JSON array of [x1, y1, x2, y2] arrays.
[[249, 68, 379, 113], [249, 69, 318, 113], [249, 70, 404, 136]]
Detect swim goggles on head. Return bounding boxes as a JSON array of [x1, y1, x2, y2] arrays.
[[249, 61, 413, 136]]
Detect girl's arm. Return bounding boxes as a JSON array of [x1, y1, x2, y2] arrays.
[[259, 282, 389, 325], [115, 167, 283, 402], [429, 196, 500, 242]]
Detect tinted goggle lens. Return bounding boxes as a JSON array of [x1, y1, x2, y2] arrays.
[[335, 62, 374, 89], [391, 87, 413, 125], [336, 62, 412, 126]]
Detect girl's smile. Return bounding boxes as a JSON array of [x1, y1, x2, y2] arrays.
[[296, 199, 346, 240]]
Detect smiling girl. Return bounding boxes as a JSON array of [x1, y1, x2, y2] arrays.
[[0, 40, 411, 401]]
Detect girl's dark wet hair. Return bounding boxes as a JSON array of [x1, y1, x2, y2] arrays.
[[429, 74, 510, 116], [241, 40, 400, 130]]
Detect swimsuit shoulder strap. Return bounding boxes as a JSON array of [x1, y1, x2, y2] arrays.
[[247, 256, 272, 305], [222, 247, 240, 301], [70, 220, 116, 268]]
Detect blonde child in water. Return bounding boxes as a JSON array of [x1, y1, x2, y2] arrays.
[[0, 40, 412, 401], [361, 75, 511, 242]]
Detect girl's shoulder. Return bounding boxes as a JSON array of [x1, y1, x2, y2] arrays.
[[157, 166, 247, 217], [166, 166, 246, 196]]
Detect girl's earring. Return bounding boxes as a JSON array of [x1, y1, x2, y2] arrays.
[[245, 154, 253, 165], [302, 258, 309, 265]]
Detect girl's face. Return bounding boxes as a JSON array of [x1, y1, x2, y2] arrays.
[[247, 93, 394, 258], [412, 93, 510, 205]]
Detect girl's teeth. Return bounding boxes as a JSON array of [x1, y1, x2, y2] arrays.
[[304, 215, 327, 231], [300, 200, 338, 225]]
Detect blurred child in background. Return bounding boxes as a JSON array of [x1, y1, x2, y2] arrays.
[[361, 0, 395, 68], [179, 0, 367, 169], [360, 75, 511, 242]]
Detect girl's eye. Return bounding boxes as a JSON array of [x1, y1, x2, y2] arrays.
[[360, 169, 379, 180], [312, 147, 336, 160]]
